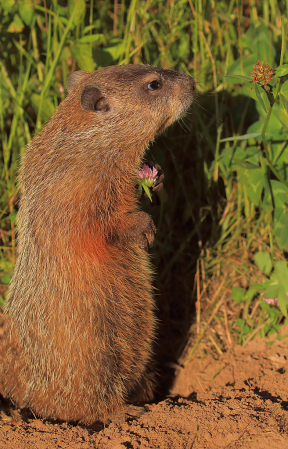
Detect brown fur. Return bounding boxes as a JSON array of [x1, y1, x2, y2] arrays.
[[0, 64, 195, 424]]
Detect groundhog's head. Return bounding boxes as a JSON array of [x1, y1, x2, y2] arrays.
[[65, 64, 195, 147]]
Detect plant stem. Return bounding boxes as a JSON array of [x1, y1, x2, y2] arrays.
[[261, 16, 286, 164], [274, 17, 286, 100], [261, 105, 273, 161]]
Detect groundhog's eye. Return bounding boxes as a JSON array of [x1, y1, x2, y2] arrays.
[[147, 80, 161, 91]]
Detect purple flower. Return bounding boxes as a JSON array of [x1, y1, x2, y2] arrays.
[[137, 164, 158, 184], [136, 164, 159, 202], [262, 294, 279, 306]]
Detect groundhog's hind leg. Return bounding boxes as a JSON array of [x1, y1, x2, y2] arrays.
[[0, 315, 27, 407]]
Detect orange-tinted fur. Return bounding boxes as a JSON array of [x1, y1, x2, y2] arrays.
[[0, 65, 195, 424]]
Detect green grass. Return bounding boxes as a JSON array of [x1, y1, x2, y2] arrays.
[[1, 0, 288, 357]]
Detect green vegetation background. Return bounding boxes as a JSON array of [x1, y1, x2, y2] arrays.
[[1, 0, 288, 363]]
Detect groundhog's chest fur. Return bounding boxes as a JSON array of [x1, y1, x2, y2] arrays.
[[0, 64, 195, 424]]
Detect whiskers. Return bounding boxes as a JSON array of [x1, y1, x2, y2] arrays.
[[178, 115, 192, 132]]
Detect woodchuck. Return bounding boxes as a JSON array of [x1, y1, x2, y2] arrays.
[[0, 64, 195, 424]]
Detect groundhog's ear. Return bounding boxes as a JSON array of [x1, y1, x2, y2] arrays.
[[80, 84, 110, 112], [66, 70, 89, 93]]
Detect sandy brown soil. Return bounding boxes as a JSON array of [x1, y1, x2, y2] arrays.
[[1, 329, 288, 449]]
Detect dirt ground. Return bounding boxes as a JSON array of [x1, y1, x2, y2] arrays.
[[1, 327, 288, 449]]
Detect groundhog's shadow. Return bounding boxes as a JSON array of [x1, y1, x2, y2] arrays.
[[144, 129, 204, 401], [145, 91, 259, 401]]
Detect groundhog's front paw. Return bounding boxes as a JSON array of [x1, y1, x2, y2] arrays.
[[117, 212, 157, 250], [137, 213, 157, 249]]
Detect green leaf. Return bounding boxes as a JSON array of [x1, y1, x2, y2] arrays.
[[277, 286, 288, 317], [233, 158, 259, 169], [143, 185, 152, 202], [223, 74, 252, 82], [274, 260, 288, 292], [0, 260, 14, 272], [246, 168, 265, 205], [274, 64, 288, 77], [250, 282, 271, 291], [247, 102, 283, 138], [270, 142, 288, 177], [8, 213, 17, 223], [57, 6, 68, 16], [7, 14, 25, 33], [19, 0, 34, 26], [236, 318, 245, 328], [220, 132, 261, 142], [31, 94, 55, 122], [254, 83, 267, 113], [1, 0, 15, 12], [280, 81, 288, 100], [279, 95, 288, 128], [215, 13, 233, 22], [241, 24, 275, 66], [254, 251, 272, 275], [78, 34, 105, 44], [82, 25, 99, 34], [231, 287, 246, 302], [225, 54, 258, 84], [274, 207, 288, 251], [178, 34, 189, 59], [68, 0, 86, 27], [1, 276, 11, 285], [93, 39, 126, 66], [270, 180, 288, 208], [261, 300, 271, 310], [102, 39, 125, 60], [264, 284, 280, 299], [234, 146, 262, 166], [245, 288, 257, 302], [0, 297, 4, 307], [70, 44, 95, 71], [240, 82, 258, 101]]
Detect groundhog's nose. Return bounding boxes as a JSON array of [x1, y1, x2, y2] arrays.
[[184, 75, 196, 100], [185, 74, 196, 92], [177, 71, 196, 96]]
